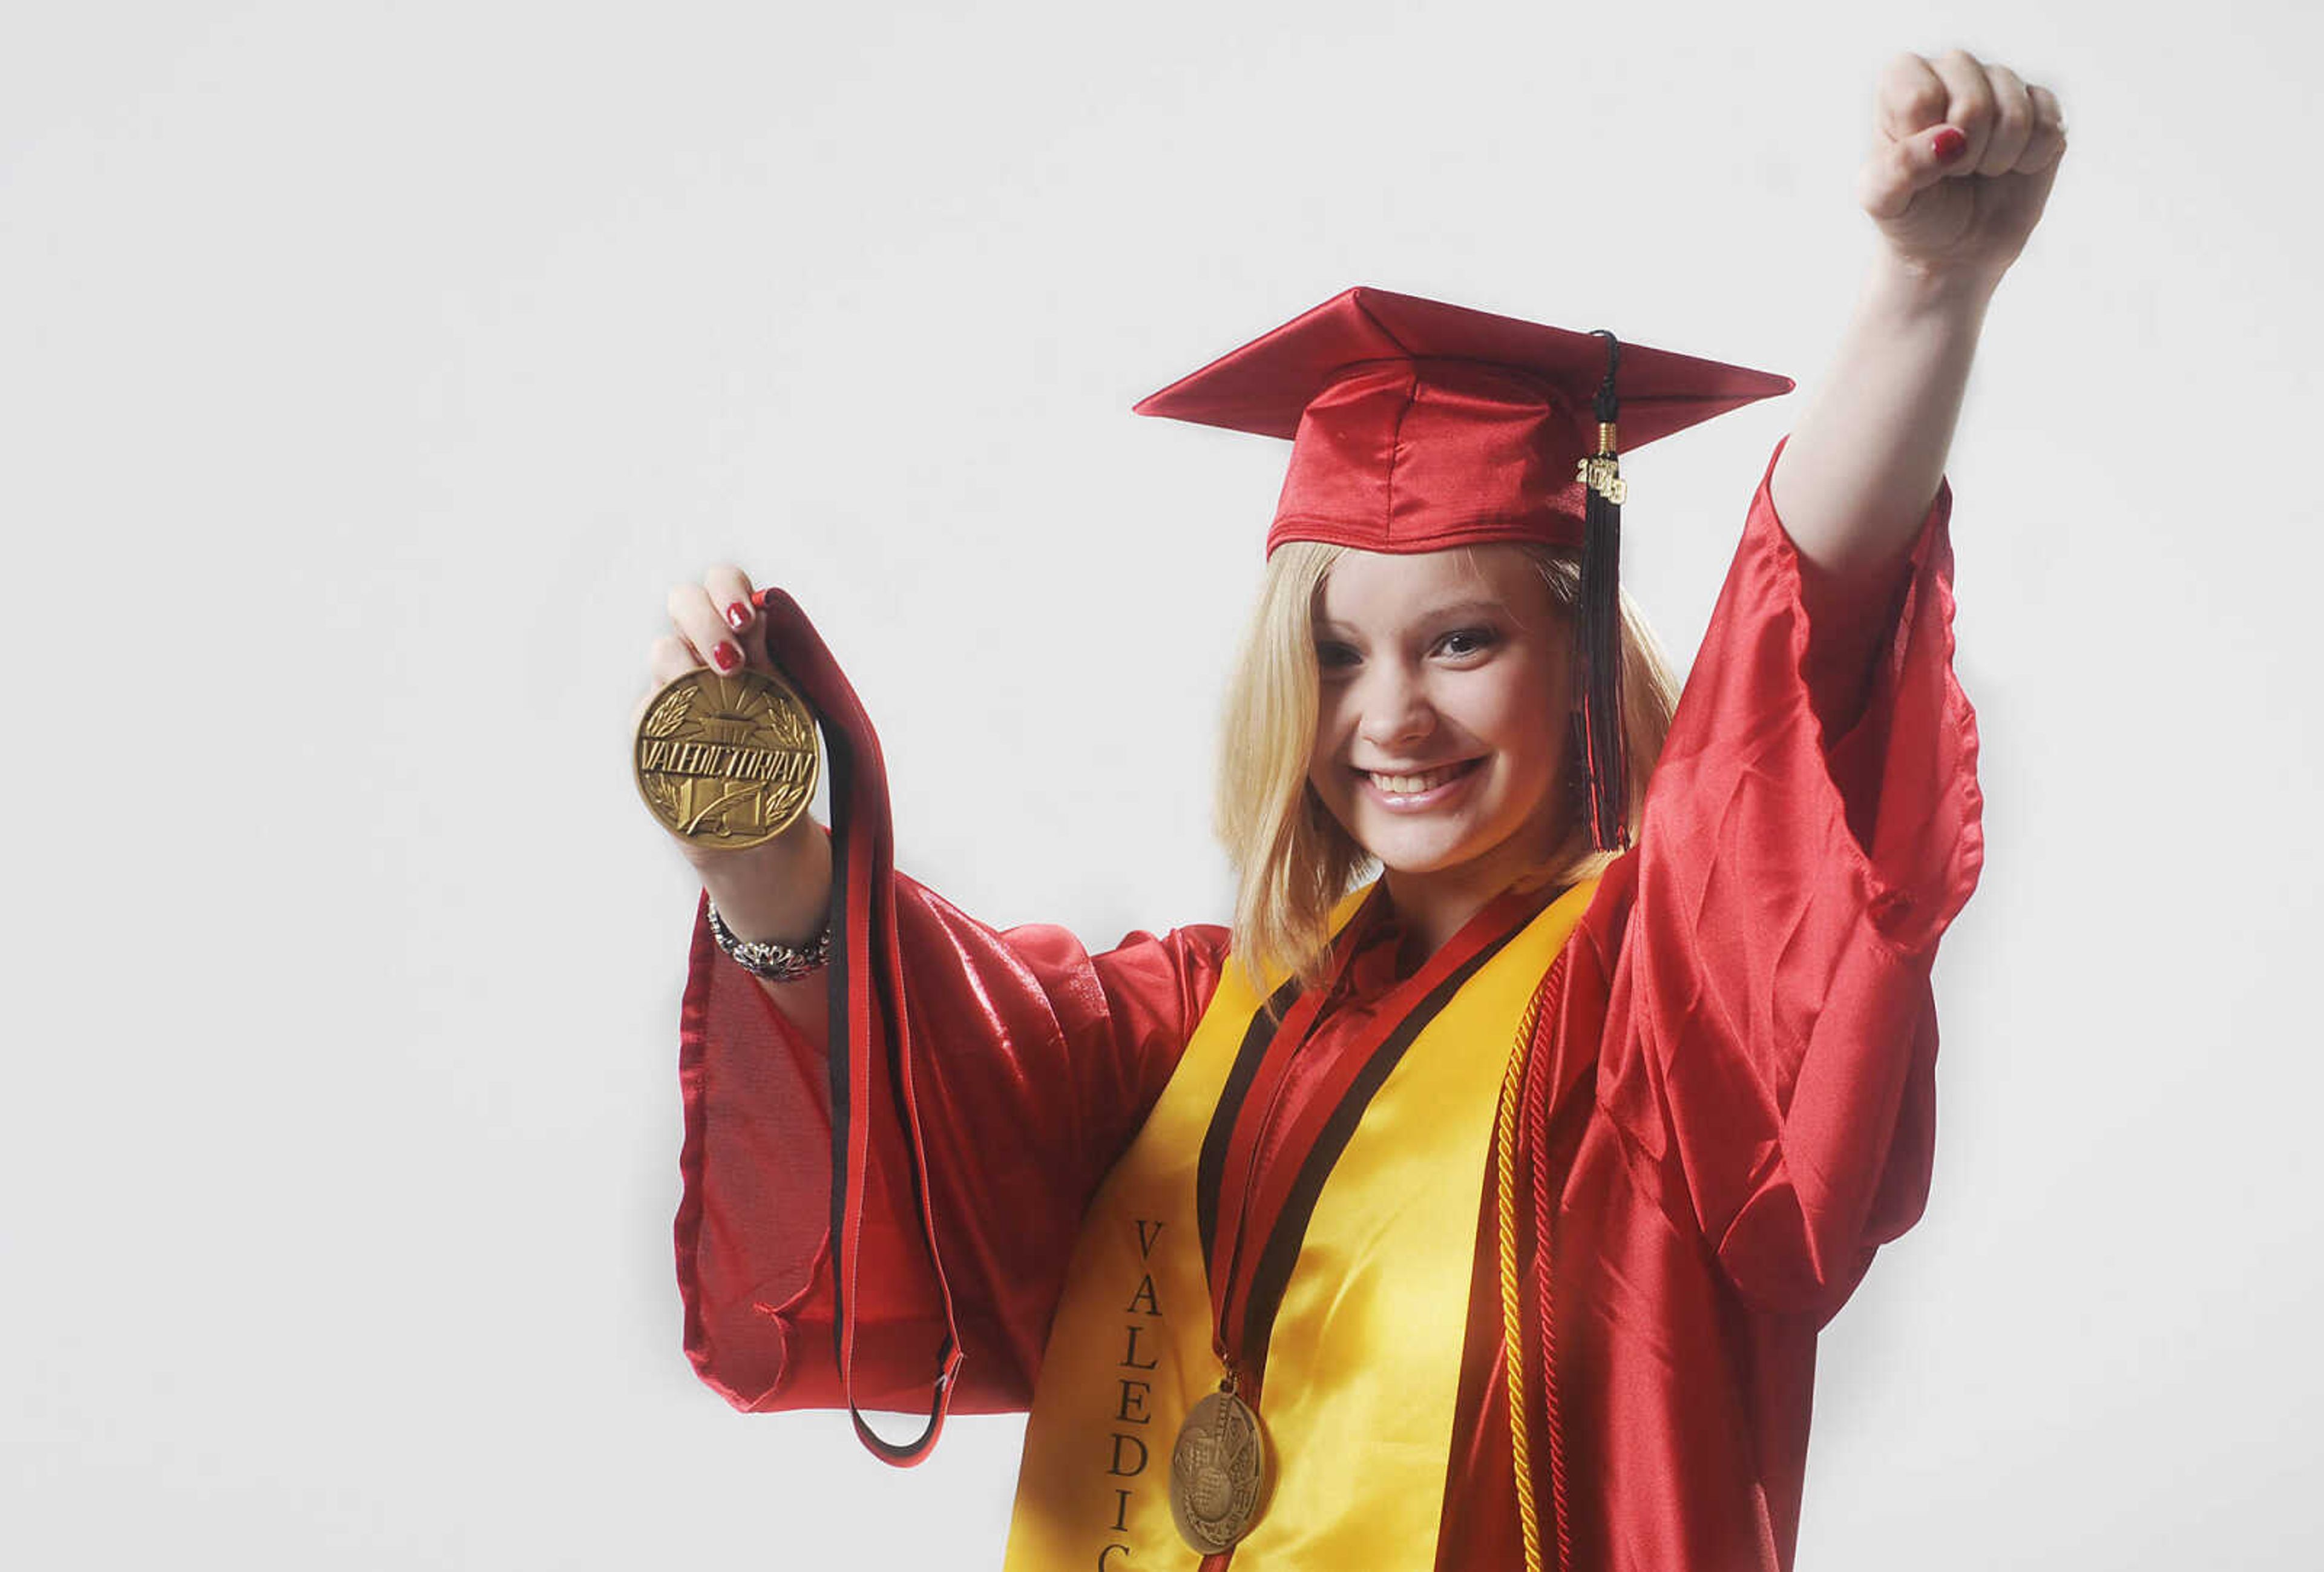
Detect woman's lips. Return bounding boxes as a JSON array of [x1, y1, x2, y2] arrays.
[[1357, 757, 1483, 809]]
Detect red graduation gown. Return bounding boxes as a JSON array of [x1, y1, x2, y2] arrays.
[[674, 444, 1982, 1570]]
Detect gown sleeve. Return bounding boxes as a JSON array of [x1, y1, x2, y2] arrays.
[[675, 869, 1231, 1414], [1597, 438, 1984, 1323]]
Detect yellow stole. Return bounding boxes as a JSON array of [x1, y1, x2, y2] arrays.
[[1002, 877, 1597, 1571]]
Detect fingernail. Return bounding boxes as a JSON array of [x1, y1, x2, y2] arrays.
[[710, 642, 741, 672], [1932, 126, 1969, 163], [724, 601, 751, 631]]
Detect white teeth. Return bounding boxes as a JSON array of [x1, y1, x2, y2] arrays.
[[1369, 763, 1466, 795]]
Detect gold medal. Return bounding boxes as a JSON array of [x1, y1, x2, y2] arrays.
[[1169, 1385, 1267, 1554], [633, 666, 820, 850]]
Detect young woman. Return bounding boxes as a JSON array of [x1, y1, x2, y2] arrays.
[[645, 50, 2062, 1572]]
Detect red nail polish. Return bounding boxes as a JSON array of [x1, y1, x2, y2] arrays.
[[711, 642, 741, 672], [724, 601, 750, 631], [1932, 126, 1969, 163]]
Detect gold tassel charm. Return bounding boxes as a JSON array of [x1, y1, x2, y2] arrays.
[[1575, 453, 1627, 505]]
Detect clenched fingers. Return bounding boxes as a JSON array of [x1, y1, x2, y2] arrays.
[[1925, 50, 1998, 169], [702, 564, 760, 639], [664, 570, 764, 676], [646, 633, 698, 686], [2023, 84, 2067, 170], [1880, 50, 2064, 173], [1977, 64, 2035, 177], [1876, 50, 1951, 142], [1863, 50, 2067, 219]]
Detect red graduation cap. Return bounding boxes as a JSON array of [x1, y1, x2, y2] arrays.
[[1133, 284, 1793, 850]]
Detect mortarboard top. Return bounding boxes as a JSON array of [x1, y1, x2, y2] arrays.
[[1132, 284, 1793, 559], [1134, 284, 1796, 852]]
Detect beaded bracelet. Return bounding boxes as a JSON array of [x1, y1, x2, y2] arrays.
[[705, 897, 832, 982]]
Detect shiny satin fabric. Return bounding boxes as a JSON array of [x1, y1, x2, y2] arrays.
[[744, 585, 965, 1462], [1126, 285, 1794, 557], [1272, 358, 1595, 553], [674, 441, 1982, 1570], [1003, 878, 1597, 1571]]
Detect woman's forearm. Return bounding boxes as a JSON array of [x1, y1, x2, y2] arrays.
[[1759, 47, 2064, 709], [1770, 250, 1996, 593], [1767, 254, 1996, 711], [699, 815, 832, 946], [1770, 48, 2064, 633], [697, 815, 835, 1032]]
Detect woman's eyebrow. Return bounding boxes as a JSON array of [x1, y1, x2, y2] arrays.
[[1312, 597, 1509, 633]]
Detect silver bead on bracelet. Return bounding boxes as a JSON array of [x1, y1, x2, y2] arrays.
[[705, 898, 832, 982]]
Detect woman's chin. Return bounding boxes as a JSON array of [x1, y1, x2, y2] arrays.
[[1355, 805, 1561, 892], [1361, 825, 1488, 879]]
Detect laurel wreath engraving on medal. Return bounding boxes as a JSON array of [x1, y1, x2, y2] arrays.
[[1169, 1389, 1267, 1553], [632, 666, 821, 850], [642, 683, 695, 740]]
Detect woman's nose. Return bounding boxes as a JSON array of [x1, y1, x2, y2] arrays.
[[1355, 665, 1435, 751]]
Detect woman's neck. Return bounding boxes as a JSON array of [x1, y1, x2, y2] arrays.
[[1380, 852, 1569, 973]]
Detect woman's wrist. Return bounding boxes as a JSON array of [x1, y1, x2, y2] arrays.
[[692, 815, 833, 947], [1868, 244, 2003, 324], [705, 896, 832, 981]]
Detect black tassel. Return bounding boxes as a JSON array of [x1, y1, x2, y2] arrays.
[[1576, 331, 1629, 852]]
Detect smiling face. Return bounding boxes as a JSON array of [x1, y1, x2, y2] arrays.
[[1306, 542, 1575, 918]]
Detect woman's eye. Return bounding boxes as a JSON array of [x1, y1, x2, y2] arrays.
[[1315, 641, 1359, 669], [1436, 628, 1497, 659]]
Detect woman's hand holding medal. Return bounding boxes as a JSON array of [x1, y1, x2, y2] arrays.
[[635, 563, 833, 962]]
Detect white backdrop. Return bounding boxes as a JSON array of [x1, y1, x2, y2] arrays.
[[6, 1, 2319, 1567]]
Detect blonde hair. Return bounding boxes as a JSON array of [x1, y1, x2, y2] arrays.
[[1213, 542, 1680, 994]]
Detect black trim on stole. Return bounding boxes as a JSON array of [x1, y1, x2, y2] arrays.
[[1196, 971, 1310, 1272], [1213, 926, 1525, 1377]]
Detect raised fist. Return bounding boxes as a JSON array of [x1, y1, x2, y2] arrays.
[[1860, 49, 2067, 284]]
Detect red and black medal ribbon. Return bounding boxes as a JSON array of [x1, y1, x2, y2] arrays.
[[1192, 887, 1538, 1409], [752, 587, 963, 1466]]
